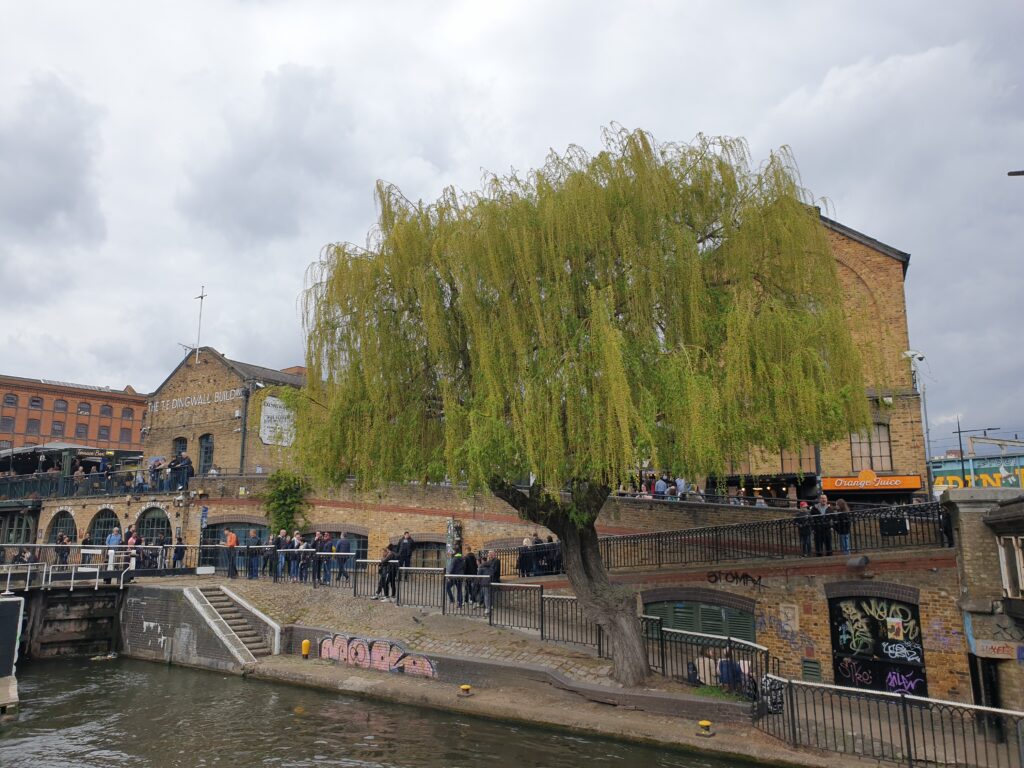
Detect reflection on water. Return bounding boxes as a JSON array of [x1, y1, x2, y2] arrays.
[[0, 659, 751, 768]]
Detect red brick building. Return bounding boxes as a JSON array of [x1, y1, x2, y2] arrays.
[[0, 374, 147, 453]]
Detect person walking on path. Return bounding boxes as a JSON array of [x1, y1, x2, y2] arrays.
[[225, 527, 239, 579], [372, 545, 399, 601], [335, 535, 352, 582]]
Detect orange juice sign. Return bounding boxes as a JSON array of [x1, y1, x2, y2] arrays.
[[822, 469, 921, 492]]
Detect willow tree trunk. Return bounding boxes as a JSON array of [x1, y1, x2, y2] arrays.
[[489, 479, 649, 687]]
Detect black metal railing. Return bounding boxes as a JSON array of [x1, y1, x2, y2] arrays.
[[489, 583, 543, 632], [756, 675, 1024, 768], [542, 594, 600, 647], [396, 567, 445, 608], [490, 502, 944, 578], [0, 469, 271, 502]]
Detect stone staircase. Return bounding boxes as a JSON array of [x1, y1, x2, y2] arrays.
[[198, 586, 272, 657]]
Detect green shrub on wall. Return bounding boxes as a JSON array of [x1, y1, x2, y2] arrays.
[[261, 470, 310, 534]]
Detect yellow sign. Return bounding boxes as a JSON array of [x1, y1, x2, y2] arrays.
[[822, 469, 922, 492]]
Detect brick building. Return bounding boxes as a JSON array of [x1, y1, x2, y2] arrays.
[[144, 347, 305, 477], [712, 215, 927, 503], [0, 374, 146, 453]]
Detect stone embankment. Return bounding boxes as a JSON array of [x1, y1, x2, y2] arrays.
[[119, 576, 877, 768]]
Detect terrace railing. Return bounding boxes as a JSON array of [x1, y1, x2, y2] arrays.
[[0, 469, 272, 502], [490, 502, 944, 578]]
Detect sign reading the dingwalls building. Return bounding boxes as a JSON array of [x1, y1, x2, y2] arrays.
[[148, 388, 245, 413], [259, 396, 295, 446]]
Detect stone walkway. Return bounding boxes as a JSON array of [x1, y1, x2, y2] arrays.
[[230, 578, 619, 685]]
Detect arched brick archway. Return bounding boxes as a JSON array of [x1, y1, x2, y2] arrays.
[[87, 508, 121, 543], [46, 510, 78, 542]]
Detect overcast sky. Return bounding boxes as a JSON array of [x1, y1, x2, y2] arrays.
[[1, 1, 1021, 458]]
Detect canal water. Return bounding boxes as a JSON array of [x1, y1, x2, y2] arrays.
[[0, 658, 754, 768]]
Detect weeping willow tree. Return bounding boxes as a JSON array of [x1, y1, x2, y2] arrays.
[[297, 128, 871, 685]]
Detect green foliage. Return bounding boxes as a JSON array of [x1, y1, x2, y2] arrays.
[[297, 127, 872, 513], [261, 469, 310, 533]]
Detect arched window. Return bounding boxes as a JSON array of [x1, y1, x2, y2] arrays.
[[198, 433, 214, 475], [47, 511, 78, 543], [172, 437, 187, 457], [3, 394, 18, 407], [411, 541, 447, 569], [77, 402, 92, 415], [54, 399, 68, 412], [121, 407, 134, 420], [0, 513, 36, 544], [88, 509, 120, 543], [99, 404, 113, 417], [137, 508, 171, 544], [29, 396, 43, 409]]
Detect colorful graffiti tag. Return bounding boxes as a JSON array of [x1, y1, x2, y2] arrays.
[[318, 634, 437, 678], [829, 595, 928, 696]]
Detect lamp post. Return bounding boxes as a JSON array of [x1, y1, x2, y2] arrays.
[[903, 351, 933, 496], [953, 417, 1001, 487]]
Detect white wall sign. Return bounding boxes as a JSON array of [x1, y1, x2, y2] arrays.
[[259, 396, 295, 447]]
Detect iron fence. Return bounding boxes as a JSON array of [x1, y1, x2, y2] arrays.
[[310, 552, 356, 588], [541, 594, 600, 647], [489, 583, 544, 632], [352, 559, 380, 598], [756, 674, 1024, 768], [396, 567, 445, 608], [442, 574, 489, 617]]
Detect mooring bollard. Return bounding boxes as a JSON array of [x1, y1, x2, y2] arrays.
[[458, 684, 473, 697], [301, 639, 310, 659], [697, 720, 715, 737]]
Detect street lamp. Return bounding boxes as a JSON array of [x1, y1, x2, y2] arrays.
[[903, 351, 933, 496], [953, 417, 1001, 487]]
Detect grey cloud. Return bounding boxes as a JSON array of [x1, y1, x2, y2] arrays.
[[0, 74, 105, 244], [178, 65, 363, 244]]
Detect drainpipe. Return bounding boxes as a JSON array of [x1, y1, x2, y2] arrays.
[[238, 386, 251, 475]]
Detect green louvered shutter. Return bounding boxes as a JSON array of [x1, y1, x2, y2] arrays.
[[723, 607, 756, 643], [673, 602, 700, 633], [698, 604, 726, 636]]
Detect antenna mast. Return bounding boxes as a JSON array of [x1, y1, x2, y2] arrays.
[[194, 285, 208, 363]]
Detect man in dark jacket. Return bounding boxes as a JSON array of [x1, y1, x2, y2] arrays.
[[445, 551, 466, 606], [335, 535, 352, 582], [810, 494, 833, 557], [463, 550, 478, 604], [397, 531, 414, 571]]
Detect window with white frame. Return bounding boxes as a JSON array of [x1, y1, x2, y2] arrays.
[[997, 536, 1023, 598], [851, 424, 893, 472]]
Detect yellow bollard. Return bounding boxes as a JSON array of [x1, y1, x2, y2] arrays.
[[301, 639, 311, 659], [697, 719, 715, 737], [458, 684, 473, 697]]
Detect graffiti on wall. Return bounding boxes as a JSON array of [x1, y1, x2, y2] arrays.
[[829, 596, 927, 696], [318, 634, 437, 678], [706, 570, 763, 590], [756, 611, 817, 654]]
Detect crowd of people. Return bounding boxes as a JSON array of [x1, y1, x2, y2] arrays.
[[793, 494, 852, 556]]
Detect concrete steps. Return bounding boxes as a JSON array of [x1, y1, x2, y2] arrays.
[[198, 586, 271, 657]]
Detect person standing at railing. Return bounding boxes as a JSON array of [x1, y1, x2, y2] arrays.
[[172, 537, 185, 568], [445, 550, 465, 607], [463, 550, 479, 604], [224, 527, 239, 579], [478, 550, 501, 610], [320, 531, 335, 585], [833, 499, 852, 554], [80, 533, 93, 564], [105, 526, 122, 569], [133, 468, 146, 494], [274, 529, 288, 579], [397, 532, 414, 579], [794, 502, 812, 557], [335, 535, 352, 583], [810, 494, 834, 557], [247, 529, 260, 579], [55, 533, 70, 565]]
